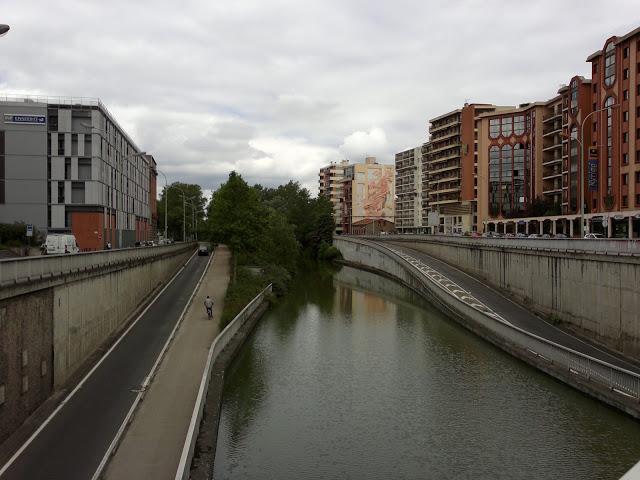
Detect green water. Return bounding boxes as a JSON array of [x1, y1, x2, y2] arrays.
[[214, 265, 640, 479]]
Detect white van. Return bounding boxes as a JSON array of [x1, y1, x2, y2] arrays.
[[44, 234, 80, 255]]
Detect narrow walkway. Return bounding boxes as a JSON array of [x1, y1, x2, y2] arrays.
[[386, 241, 640, 374], [104, 245, 231, 480]]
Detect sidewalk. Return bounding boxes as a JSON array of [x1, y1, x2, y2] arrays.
[[104, 245, 231, 480]]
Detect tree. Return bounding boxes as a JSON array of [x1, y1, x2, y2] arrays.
[[157, 182, 206, 241]]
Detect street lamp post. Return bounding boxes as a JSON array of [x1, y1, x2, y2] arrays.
[[571, 104, 620, 236], [157, 169, 169, 242]]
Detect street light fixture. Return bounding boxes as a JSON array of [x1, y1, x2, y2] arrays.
[[563, 103, 620, 236], [0, 25, 10, 37]]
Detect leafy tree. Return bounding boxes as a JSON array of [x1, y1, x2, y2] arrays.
[[158, 182, 206, 241]]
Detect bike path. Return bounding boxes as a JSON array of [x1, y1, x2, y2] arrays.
[[386, 242, 640, 375], [0, 250, 206, 480]]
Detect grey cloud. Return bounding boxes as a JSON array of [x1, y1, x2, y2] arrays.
[[2, 0, 638, 194]]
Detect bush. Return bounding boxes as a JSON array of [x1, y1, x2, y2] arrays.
[[220, 267, 269, 328], [318, 241, 342, 261]]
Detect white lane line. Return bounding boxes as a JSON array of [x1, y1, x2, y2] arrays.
[[387, 246, 513, 326], [90, 250, 214, 480], [0, 248, 199, 478]]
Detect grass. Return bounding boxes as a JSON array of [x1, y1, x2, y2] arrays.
[[220, 266, 269, 328]]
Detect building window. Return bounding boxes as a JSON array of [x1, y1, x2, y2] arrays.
[[623, 132, 628, 143], [501, 117, 512, 137], [604, 43, 616, 87], [623, 173, 629, 185], [593, 83, 597, 93], [489, 146, 500, 215], [500, 144, 513, 215], [637, 128, 640, 140], [593, 62, 598, 73], [71, 182, 85, 204], [637, 151, 640, 164], [636, 171, 640, 182], [623, 111, 629, 122], [623, 153, 628, 164], [637, 194, 640, 206], [623, 47, 629, 58], [570, 79, 578, 115], [513, 115, 525, 135], [569, 127, 579, 212], [605, 97, 614, 195], [622, 195, 628, 207], [623, 90, 629, 100], [489, 119, 500, 138], [624, 68, 629, 79]]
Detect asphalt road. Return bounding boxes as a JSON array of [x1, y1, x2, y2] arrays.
[[0, 250, 207, 480], [386, 242, 640, 374]]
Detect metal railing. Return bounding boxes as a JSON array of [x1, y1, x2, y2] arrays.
[[175, 283, 273, 480], [0, 243, 195, 288], [355, 233, 640, 256], [337, 237, 640, 402]]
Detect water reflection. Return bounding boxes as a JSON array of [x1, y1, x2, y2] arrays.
[[215, 266, 640, 480]]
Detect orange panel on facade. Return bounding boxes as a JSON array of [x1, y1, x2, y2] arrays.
[[70, 212, 104, 251]]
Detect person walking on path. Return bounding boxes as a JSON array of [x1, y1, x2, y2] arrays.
[[204, 295, 214, 319]]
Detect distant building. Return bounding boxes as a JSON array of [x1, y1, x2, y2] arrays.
[[319, 159, 349, 233], [350, 218, 395, 235], [0, 95, 155, 249], [425, 103, 510, 233], [340, 157, 395, 234], [395, 146, 424, 233]]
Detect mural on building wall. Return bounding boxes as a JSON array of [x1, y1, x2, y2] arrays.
[[352, 167, 394, 219]]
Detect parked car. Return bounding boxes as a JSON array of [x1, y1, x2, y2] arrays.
[[198, 246, 209, 256], [528, 233, 541, 239], [554, 233, 568, 239], [584, 233, 604, 239], [541, 234, 551, 239], [44, 234, 80, 255], [515, 233, 528, 238], [505, 233, 515, 238]]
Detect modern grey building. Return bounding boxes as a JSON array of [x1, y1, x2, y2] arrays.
[[0, 95, 155, 249]]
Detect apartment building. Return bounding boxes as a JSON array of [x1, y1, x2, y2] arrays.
[[426, 103, 507, 233], [587, 26, 640, 237], [394, 146, 423, 233], [476, 25, 640, 238], [420, 142, 433, 232], [319, 160, 349, 233], [0, 95, 156, 249], [340, 157, 394, 234]]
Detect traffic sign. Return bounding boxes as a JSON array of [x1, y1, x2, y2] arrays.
[[26, 224, 33, 237]]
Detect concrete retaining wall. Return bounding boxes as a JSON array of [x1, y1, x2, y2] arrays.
[[52, 248, 192, 387], [334, 237, 640, 419], [368, 236, 640, 359], [0, 244, 195, 445]]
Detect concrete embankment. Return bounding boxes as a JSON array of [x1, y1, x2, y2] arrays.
[[0, 243, 195, 446], [369, 235, 640, 360], [334, 236, 640, 419]]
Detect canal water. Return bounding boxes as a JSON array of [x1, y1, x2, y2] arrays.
[[214, 266, 640, 480]]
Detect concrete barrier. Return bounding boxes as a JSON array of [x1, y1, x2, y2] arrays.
[[175, 284, 272, 480], [335, 236, 640, 419]]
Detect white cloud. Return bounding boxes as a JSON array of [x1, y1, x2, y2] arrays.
[[340, 127, 389, 162], [1, 0, 638, 196]]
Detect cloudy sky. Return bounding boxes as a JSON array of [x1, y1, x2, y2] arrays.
[[1, 1, 638, 195]]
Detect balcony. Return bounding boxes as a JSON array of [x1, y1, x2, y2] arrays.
[[429, 141, 461, 155], [542, 157, 562, 166], [431, 129, 460, 143], [542, 143, 562, 152], [542, 172, 562, 181], [430, 198, 460, 206], [430, 163, 460, 175], [430, 118, 461, 134], [429, 151, 461, 165], [429, 173, 460, 184], [542, 128, 562, 138]]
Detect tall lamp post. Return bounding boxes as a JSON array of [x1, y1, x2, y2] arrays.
[[157, 169, 169, 242], [564, 104, 620, 236]]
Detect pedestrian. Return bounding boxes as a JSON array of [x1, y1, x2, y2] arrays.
[[106, 242, 112, 250], [204, 295, 214, 319]]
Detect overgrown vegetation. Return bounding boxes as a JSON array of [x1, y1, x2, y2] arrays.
[[0, 222, 43, 248], [207, 172, 337, 322]]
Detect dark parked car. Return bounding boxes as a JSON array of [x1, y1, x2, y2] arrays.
[[198, 246, 209, 256]]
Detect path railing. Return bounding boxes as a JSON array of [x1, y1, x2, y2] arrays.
[[174, 283, 272, 480], [0, 243, 195, 288]]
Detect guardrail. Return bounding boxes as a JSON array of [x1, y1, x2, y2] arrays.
[[0, 243, 196, 288], [337, 237, 640, 403], [175, 283, 273, 480], [351, 234, 640, 256]]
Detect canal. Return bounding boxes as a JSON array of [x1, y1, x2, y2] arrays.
[[214, 266, 640, 479]]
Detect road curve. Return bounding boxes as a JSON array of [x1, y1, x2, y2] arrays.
[[0, 251, 207, 480]]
